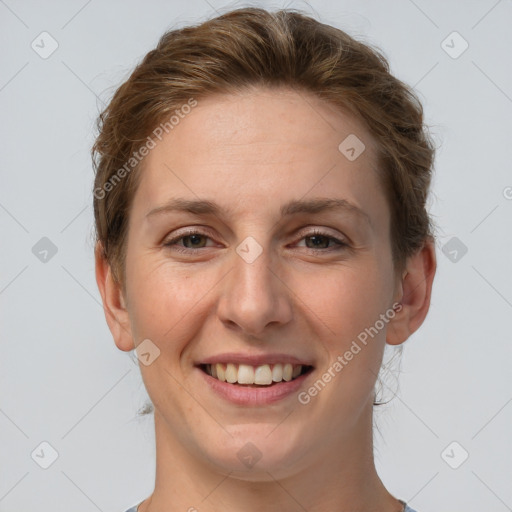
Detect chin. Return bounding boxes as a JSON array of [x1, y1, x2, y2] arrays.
[[198, 424, 307, 480]]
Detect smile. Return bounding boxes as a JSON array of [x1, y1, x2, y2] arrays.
[[201, 363, 313, 386]]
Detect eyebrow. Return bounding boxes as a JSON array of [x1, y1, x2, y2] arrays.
[[146, 197, 371, 226]]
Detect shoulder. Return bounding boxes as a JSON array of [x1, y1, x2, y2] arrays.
[[404, 505, 420, 512]]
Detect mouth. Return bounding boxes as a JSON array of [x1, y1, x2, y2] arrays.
[[199, 363, 314, 387]]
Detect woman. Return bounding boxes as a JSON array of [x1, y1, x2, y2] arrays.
[[92, 7, 436, 512]]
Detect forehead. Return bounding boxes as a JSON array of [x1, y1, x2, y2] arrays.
[[131, 87, 387, 229], [163, 87, 377, 158]]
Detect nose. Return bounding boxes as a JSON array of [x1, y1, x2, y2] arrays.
[[216, 241, 294, 338]]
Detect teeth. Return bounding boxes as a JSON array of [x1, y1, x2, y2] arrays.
[[216, 364, 226, 382], [225, 363, 237, 383], [283, 363, 293, 382], [206, 363, 305, 385], [272, 363, 283, 382], [254, 364, 272, 385], [237, 364, 254, 384]]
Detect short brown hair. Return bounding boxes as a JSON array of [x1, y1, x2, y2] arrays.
[[92, 6, 436, 289]]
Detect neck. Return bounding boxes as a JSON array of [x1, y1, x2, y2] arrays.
[[140, 400, 403, 512]]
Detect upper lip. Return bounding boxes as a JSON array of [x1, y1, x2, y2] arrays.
[[197, 352, 315, 367]]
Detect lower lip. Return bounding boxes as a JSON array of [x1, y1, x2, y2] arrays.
[[198, 367, 311, 406]]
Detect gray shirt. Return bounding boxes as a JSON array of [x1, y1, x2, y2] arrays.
[[123, 500, 419, 511]]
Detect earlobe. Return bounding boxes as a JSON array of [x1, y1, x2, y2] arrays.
[[94, 242, 135, 352], [386, 238, 437, 346]]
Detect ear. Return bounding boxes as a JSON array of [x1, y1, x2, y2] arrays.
[[94, 242, 134, 352], [386, 237, 437, 346]]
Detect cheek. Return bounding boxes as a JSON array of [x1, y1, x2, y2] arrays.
[[300, 260, 393, 401], [302, 261, 392, 338], [125, 258, 213, 345]]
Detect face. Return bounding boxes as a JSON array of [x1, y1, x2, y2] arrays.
[[118, 87, 403, 479]]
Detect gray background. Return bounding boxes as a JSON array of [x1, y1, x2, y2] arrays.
[[1, 0, 511, 511]]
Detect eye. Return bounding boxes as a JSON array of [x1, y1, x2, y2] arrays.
[[163, 229, 215, 253], [296, 229, 348, 252], [163, 228, 349, 255]]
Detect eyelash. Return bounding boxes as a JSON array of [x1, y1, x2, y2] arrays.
[[163, 228, 348, 254]]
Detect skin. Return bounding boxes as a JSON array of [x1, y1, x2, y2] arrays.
[[96, 86, 436, 512]]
